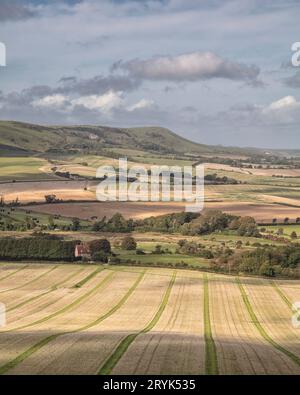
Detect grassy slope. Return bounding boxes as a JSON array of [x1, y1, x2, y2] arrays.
[[0, 120, 264, 157]]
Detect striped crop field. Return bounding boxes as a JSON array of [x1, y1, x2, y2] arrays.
[[0, 264, 299, 375]]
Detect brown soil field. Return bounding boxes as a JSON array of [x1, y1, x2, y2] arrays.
[[23, 200, 300, 222], [0, 264, 299, 375]]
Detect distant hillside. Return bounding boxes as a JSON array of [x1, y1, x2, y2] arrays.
[[0, 120, 265, 158]]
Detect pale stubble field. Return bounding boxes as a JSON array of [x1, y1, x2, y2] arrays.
[[0, 263, 299, 375]]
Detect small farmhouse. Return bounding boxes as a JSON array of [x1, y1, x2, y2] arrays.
[[75, 244, 91, 260]]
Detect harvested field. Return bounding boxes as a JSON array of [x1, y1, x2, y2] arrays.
[[204, 162, 300, 178], [0, 264, 299, 375], [0, 180, 96, 203]]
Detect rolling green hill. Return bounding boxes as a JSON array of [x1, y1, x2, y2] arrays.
[[2, 120, 298, 160], [0, 120, 265, 158]]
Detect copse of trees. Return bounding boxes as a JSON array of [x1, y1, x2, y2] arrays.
[[212, 244, 300, 278], [204, 173, 240, 185], [92, 210, 260, 237], [135, 212, 199, 233], [0, 237, 76, 261], [184, 210, 233, 235], [177, 240, 214, 258], [92, 213, 134, 232]]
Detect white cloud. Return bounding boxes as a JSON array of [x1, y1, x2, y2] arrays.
[[72, 90, 123, 113], [33, 90, 124, 115], [127, 98, 155, 111], [32, 94, 69, 109], [267, 96, 299, 111], [117, 51, 260, 83]]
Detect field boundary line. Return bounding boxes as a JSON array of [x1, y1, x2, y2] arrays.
[[98, 271, 176, 375], [0, 265, 29, 283], [7, 267, 85, 312], [0, 265, 58, 294], [203, 273, 219, 375], [236, 277, 300, 368], [2, 268, 112, 333], [0, 270, 146, 375]]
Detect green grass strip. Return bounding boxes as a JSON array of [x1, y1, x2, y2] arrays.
[[270, 281, 293, 310], [0, 270, 146, 375], [2, 268, 111, 333], [73, 267, 103, 288], [236, 277, 300, 368], [7, 267, 85, 312], [0, 265, 58, 294], [203, 273, 219, 375], [98, 271, 176, 375], [0, 265, 28, 283]]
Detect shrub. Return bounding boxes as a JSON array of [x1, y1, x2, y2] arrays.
[[88, 239, 111, 255], [291, 231, 298, 240], [92, 251, 108, 263], [121, 236, 137, 250]]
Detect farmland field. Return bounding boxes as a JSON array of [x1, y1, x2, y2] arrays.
[[22, 200, 300, 223], [0, 157, 55, 181], [0, 263, 299, 375]]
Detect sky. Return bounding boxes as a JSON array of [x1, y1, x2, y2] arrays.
[[0, 0, 299, 149]]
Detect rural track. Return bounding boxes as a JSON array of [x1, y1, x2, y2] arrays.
[[1, 268, 113, 333], [98, 271, 177, 375], [0, 265, 58, 294], [236, 277, 300, 369], [0, 270, 146, 375], [203, 273, 219, 375]]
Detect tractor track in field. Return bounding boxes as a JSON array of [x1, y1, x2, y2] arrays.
[[7, 267, 86, 313], [236, 277, 300, 369], [270, 280, 293, 310], [98, 271, 176, 375], [0, 266, 58, 294], [1, 268, 112, 333], [0, 265, 29, 283], [0, 270, 146, 375], [203, 273, 219, 375]]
